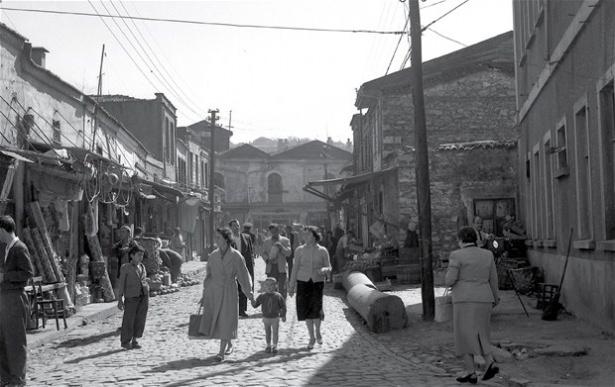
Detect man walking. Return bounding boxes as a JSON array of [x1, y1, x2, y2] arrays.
[[262, 224, 291, 299], [229, 219, 255, 317], [0, 215, 33, 387]]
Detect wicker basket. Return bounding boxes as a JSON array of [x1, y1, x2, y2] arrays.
[[508, 266, 538, 295]]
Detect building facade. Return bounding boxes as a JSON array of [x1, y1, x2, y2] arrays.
[[513, 0, 615, 331], [218, 140, 352, 231], [347, 32, 518, 263]]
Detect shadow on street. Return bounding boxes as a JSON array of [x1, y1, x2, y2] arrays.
[[155, 351, 318, 386], [54, 328, 121, 349], [63, 348, 125, 364]]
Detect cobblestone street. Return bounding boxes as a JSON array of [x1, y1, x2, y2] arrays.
[[26, 259, 461, 387]]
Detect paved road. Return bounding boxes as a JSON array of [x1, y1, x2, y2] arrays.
[[27, 259, 465, 386]]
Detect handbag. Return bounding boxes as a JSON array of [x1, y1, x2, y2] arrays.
[[435, 288, 453, 322], [188, 304, 210, 339]]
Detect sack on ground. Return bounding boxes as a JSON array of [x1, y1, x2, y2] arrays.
[[435, 289, 453, 322]]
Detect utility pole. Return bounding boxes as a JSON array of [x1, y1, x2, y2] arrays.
[[228, 110, 233, 131], [208, 109, 219, 253], [409, 0, 435, 321], [91, 44, 105, 152]]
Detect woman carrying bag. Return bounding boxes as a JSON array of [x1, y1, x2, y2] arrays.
[[197, 227, 253, 361], [445, 226, 500, 384]]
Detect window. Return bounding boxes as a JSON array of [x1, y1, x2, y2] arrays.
[[533, 148, 542, 239], [177, 158, 187, 184], [599, 80, 615, 239], [164, 117, 170, 162], [267, 173, 283, 204], [574, 104, 592, 240], [543, 135, 555, 239], [473, 198, 516, 237], [52, 119, 61, 145], [203, 161, 208, 188], [554, 119, 569, 177]]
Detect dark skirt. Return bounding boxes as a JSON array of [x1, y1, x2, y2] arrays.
[[296, 279, 325, 321]]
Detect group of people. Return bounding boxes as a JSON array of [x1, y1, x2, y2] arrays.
[[195, 222, 332, 361]]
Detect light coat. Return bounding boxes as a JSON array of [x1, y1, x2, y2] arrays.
[[445, 245, 499, 304], [116, 262, 149, 299], [199, 247, 253, 340], [262, 236, 291, 274]]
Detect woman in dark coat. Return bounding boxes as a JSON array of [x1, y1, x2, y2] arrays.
[[445, 226, 500, 384]]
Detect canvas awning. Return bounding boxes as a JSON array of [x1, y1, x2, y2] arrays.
[[303, 167, 397, 202]]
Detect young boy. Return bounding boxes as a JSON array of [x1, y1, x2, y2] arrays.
[[251, 277, 286, 353], [116, 244, 149, 350]]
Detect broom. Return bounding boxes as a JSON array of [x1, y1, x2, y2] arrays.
[[542, 227, 573, 321]]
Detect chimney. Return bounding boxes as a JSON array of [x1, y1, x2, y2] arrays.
[[31, 47, 49, 68], [327, 136, 333, 145]]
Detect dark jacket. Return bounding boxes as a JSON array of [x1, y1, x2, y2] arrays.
[[0, 239, 33, 291], [231, 233, 255, 270], [116, 262, 149, 299], [252, 292, 286, 318]]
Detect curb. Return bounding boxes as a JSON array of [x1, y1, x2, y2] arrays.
[[28, 263, 207, 349]]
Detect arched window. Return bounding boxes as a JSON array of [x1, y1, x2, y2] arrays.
[[268, 173, 283, 203]]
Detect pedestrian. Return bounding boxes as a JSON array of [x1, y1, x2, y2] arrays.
[[262, 224, 291, 298], [229, 219, 255, 317], [116, 244, 150, 350], [251, 277, 286, 354], [158, 240, 184, 283], [243, 222, 256, 245], [169, 227, 186, 260], [445, 226, 500, 384], [285, 224, 299, 281], [0, 215, 33, 387], [288, 226, 331, 349], [111, 225, 137, 280], [198, 227, 253, 362], [333, 230, 355, 273], [472, 216, 492, 248]]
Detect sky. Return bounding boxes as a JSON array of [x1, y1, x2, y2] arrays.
[[0, 0, 513, 144]]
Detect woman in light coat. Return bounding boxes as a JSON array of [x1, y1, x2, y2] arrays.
[[445, 226, 500, 384], [199, 227, 253, 361], [288, 226, 331, 349]]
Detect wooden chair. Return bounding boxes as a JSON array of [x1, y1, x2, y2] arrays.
[[28, 277, 67, 331]]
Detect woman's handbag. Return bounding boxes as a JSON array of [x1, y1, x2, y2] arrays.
[[188, 304, 209, 339], [435, 288, 453, 322]]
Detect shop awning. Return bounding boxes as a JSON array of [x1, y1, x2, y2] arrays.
[[134, 176, 184, 202], [303, 167, 397, 202], [0, 150, 33, 163]]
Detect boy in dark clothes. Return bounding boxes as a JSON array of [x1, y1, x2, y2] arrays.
[[251, 277, 286, 354], [116, 244, 149, 350]]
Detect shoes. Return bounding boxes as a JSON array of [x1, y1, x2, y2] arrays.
[[265, 346, 272, 353], [307, 338, 315, 350], [271, 346, 278, 354], [483, 363, 499, 381], [121, 343, 132, 350], [224, 345, 234, 355], [316, 334, 323, 345], [456, 373, 477, 384], [239, 311, 249, 318], [214, 354, 224, 362], [131, 340, 142, 349]]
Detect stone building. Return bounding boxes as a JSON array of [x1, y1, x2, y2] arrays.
[[218, 140, 352, 231], [513, 0, 615, 331], [345, 31, 518, 263]]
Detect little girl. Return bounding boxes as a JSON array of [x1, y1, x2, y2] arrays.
[[251, 277, 286, 353]]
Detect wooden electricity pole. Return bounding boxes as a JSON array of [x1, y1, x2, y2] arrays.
[[208, 109, 219, 253], [409, 0, 435, 321]]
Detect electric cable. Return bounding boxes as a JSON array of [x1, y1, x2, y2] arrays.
[[114, 0, 206, 120], [421, 0, 472, 32], [385, 15, 410, 75], [103, 0, 204, 120], [0, 6, 406, 35], [427, 27, 467, 46]]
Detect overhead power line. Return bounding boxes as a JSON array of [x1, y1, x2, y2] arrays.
[[0, 6, 406, 35], [385, 15, 410, 75], [427, 27, 467, 47], [421, 0, 472, 32]]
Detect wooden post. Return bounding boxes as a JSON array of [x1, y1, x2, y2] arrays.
[[409, 0, 435, 321]]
